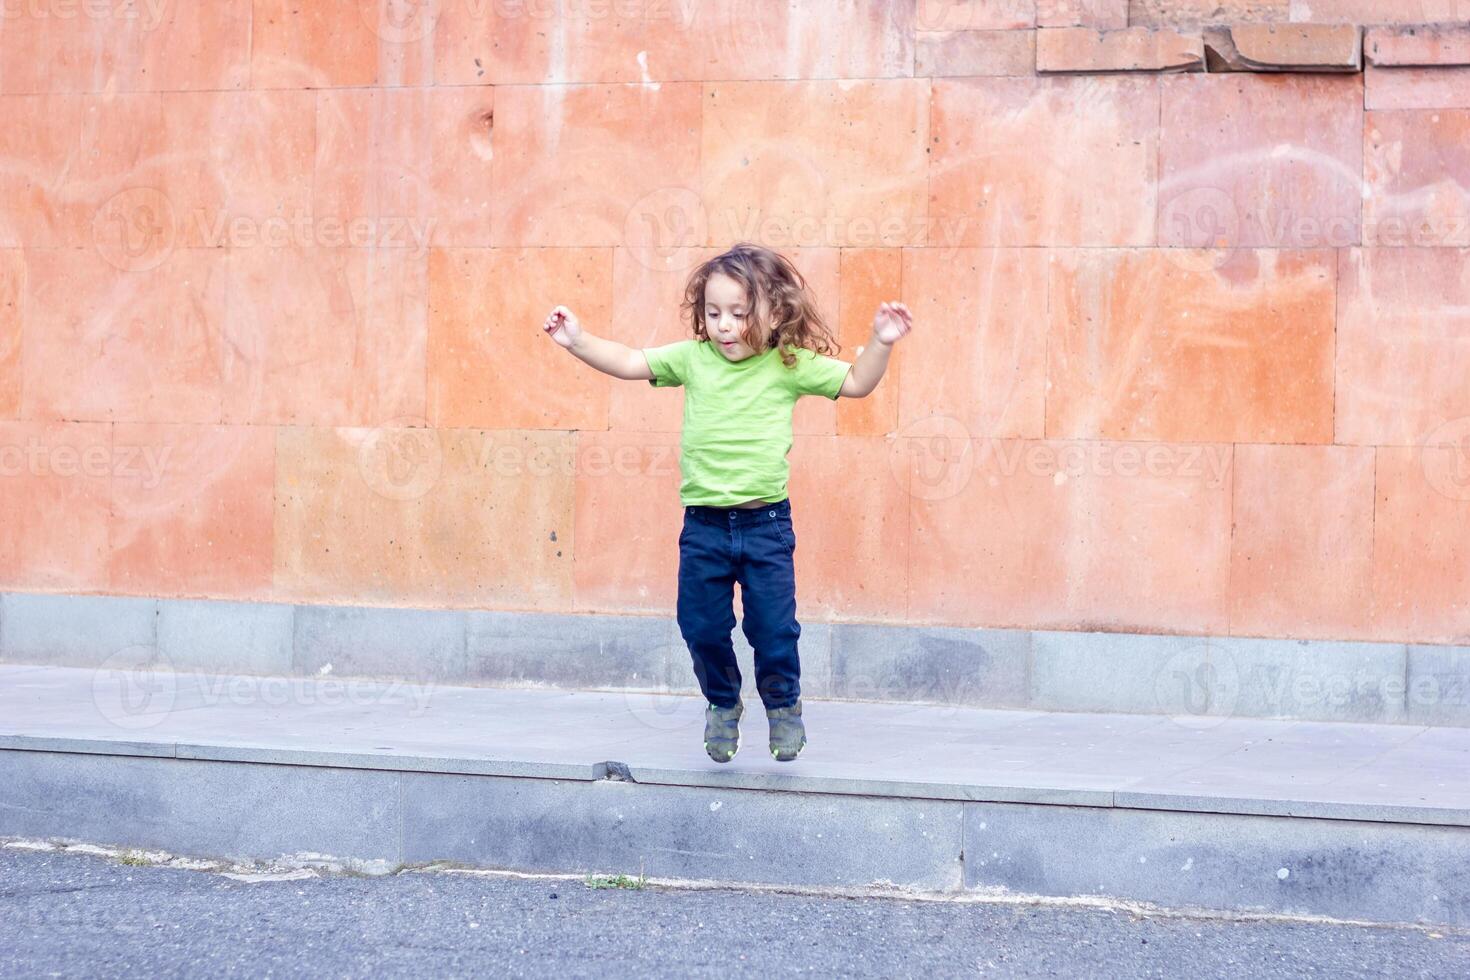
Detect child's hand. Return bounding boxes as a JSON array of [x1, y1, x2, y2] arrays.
[[543, 305, 582, 349], [872, 301, 913, 345]]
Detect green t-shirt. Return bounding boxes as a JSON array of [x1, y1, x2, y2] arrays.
[[642, 340, 852, 507]]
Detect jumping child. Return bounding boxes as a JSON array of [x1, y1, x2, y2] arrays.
[[542, 242, 912, 762]]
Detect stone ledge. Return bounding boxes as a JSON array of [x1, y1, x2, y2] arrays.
[[1204, 23, 1363, 71], [1366, 24, 1470, 67], [1037, 26, 1206, 73], [4, 670, 1470, 926], [5, 663, 1469, 827]]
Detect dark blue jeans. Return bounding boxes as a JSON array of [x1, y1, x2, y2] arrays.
[[677, 498, 801, 711]]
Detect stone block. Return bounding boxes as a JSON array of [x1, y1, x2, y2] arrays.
[[1205, 23, 1362, 71], [1367, 25, 1470, 67], [1037, 27, 1205, 73]]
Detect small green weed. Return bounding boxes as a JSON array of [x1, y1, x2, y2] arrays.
[[583, 872, 647, 891], [585, 863, 649, 893]]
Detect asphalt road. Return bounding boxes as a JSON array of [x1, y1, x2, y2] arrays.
[[2, 844, 1467, 979]]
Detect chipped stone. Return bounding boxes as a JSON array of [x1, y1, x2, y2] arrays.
[[1204, 23, 1362, 72]]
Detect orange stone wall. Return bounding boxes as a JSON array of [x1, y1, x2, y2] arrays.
[[1, 1, 1468, 645]]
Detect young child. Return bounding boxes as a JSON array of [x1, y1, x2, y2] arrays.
[[543, 242, 912, 763]]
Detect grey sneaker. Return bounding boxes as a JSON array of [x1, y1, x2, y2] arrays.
[[704, 701, 743, 763], [767, 700, 806, 761]]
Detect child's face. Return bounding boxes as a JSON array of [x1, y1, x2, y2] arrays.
[[704, 272, 759, 362]]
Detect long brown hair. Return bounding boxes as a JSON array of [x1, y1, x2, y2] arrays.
[[680, 243, 839, 368]]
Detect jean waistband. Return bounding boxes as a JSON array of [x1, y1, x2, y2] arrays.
[[686, 498, 790, 527]]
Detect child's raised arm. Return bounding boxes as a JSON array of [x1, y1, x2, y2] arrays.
[[840, 301, 913, 398], [542, 305, 654, 381]]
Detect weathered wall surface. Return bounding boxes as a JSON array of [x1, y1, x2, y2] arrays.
[[1, 0, 1468, 645]]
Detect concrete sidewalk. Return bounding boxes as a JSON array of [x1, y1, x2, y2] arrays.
[[2, 664, 1469, 927]]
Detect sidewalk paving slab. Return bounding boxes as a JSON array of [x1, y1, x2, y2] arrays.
[[4, 663, 1470, 927]]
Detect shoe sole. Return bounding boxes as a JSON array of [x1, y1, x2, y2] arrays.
[[704, 731, 741, 764], [770, 736, 806, 762]]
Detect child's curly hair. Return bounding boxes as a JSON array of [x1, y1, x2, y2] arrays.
[[680, 242, 839, 368]]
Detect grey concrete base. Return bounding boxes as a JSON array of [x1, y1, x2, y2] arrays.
[[963, 803, 1470, 927], [4, 747, 1470, 927], [2, 592, 1468, 726]]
